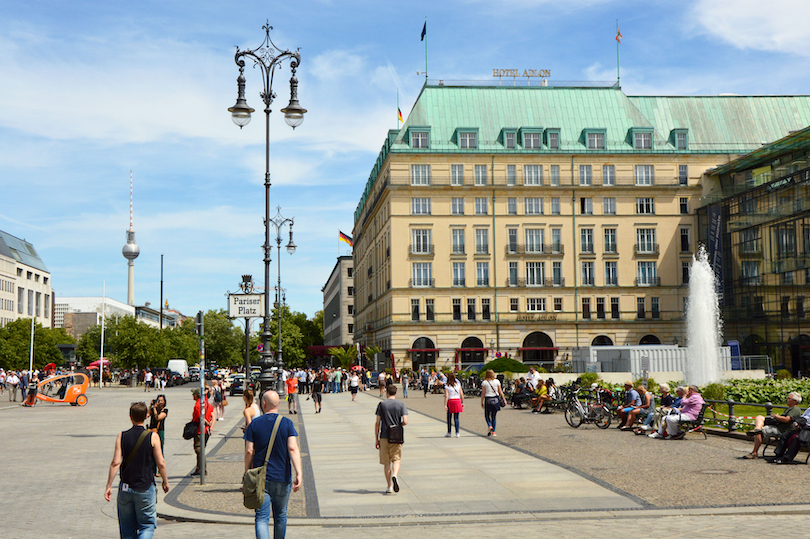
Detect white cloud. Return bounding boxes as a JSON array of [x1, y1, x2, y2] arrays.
[[690, 0, 810, 57]]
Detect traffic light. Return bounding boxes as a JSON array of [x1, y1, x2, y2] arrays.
[[195, 311, 204, 337]]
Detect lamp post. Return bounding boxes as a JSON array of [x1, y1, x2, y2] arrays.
[[268, 207, 295, 394], [229, 23, 306, 396]]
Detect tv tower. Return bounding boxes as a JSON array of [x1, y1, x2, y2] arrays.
[[122, 170, 140, 305]]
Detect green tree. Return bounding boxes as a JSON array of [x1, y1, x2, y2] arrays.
[[203, 309, 244, 367], [76, 324, 102, 365], [163, 323, 199, 364], [328, 346, 357, 370], [106, 315, 165, 369], [269, 304, 306, 368], [0, 319, 75, 370], [363, 345, 382, 370]]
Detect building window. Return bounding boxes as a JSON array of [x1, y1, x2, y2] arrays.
[[505, 132, 516, 149], [604, 228, 617, 254], [412, 132, 429, 148], [603, 165, 615, 186], [412, 262, 432, 287], [524, 165, 542, 185], [507, 165, 517, 186], [452, 197, 465, 215], [507, 229, 518, 254], [347, 305, 354, 315], [637, 262, 657, 286], [411, 299, 420, 321], [525, 197, 543, 215], [741, 261, 761, 285], [508, 197, 517, 215], [476, 262, 490, 286], [475, 164, 488, 186], [452, 229, 465, 254], [348, 324, 354, 333], [680, 197, 689, 215], [426, 299, 435, 321], [582, 298, 591, 319], [634, 132, 652, 149], [554, 297, 563, 312], [551, 197, 560, 215], [635, 165, 654, 185], [453, 262, 466, 286], [551, 229, 562, 253], [347, 267, 353, 278], [636, 197, 655, 214], [550, 164, 560, 185], [475, 197, 488, 215], [453, 298, 462, 320], [679, 165, 688, 185], [651, 297, 660, 319], [580, 197, 593, 215], [482, 298, 491, 320], [587, 132, 605, 149], [526, 262, 545, 286], [797, 297, 805, 319], [680, 228, 691, 253], [509, 262, 519, 286], [741, 228, 761, 254], [411, 198, 431, 214], [603, 197, 616, 215], [451, 164, 464, 186], [510, 298, 519, 312], [579, 165, 592, 186], [43, 294, 50, 318], [611, 297, 620, 319], [525, 229, 544, 253], [605, 262, 618, 285], [412, 229, 431, 253], [467, 298, 476, 320], [411, 164, 430, 185], [581, 228, 594, 254], [636, 228, 657, 253], [475, 228, 489, 254], [682, 261, 690, 284], [28, 290, 33, 315], [548, 131, 559, 150], [552, 261, 562, 286], [596, 297, 606, 319], [524, 133, 542, 149], [17, 287, 24, 314], [347, 286, 354, 296], [35, 292, 41, 317], [459, 132, 477, 149], [527, 298, 546, 312], [637, 297, 646, 319], [676, 132, 687, 150], [581, 262, 595, 285]]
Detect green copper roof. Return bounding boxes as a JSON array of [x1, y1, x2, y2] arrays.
[[354, 84, 810, 223]]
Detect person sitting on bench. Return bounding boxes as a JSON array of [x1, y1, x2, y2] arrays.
[[741, 392, 803, 460], [530, 379, 551, 414], [769, 408, 810, 464], [648, 385, 704, 440]]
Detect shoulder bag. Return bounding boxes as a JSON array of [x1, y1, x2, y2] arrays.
[[182, 420, 198, 440], [487, 381, 506, 410], [242, 416, 282, 509]]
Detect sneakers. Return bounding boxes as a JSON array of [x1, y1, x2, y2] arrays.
[[385, 486, 394, 494], [648, 432, 664, 439], [455, 433, 460, 438], [487, 426, 493, 436], [294, 410, 298, 414], [392, 476, 399, 493], [491, 432, 497, 437], [445, 433, 452, 437]]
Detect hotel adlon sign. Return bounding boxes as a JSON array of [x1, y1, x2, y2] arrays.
[[228, 294, 264, 318], [493, 69, 551, 78]]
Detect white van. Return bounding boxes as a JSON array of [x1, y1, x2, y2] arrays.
[[167, 359, 190, 381]]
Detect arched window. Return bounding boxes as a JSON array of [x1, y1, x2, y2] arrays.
[[592, 335, 613, 346], [521, 332, 556, 365], [639, 335, 661, 345]]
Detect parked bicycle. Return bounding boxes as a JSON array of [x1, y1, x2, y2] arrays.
[[564, 387, 611, 428]]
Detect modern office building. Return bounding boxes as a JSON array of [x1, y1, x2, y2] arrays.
[[0, 230, 53, 328], [322, 256, 355, 346], [351, 81, 810, 371], [55, 296, 135, 339], [699, 126, 810, 377]]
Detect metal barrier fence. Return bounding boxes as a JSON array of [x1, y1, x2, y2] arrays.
[[703, 399, 790, 432]]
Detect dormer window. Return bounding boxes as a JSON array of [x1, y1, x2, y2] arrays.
[[630, 128, 654, 149], [504, 131, 516, 149], [459, 132, 477, 149], [524, 133, 542, 149], [412, 132, 429, 148], [671, 129, 688, 150], [546, 129, 560, 150]]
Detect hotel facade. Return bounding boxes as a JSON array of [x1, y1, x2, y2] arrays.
[[351, 82, 810, 371]]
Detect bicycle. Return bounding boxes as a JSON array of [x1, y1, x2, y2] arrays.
[[564, 388, 611, 429]]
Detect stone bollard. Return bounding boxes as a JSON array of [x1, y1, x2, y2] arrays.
[[727, 398, 737, 432]]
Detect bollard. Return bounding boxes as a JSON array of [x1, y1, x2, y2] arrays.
[[727, 399, 737, 432], [765, 401, 773, 417]]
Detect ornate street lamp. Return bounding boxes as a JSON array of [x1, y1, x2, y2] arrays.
[[229, 22, 306, 396], [268, 207, 295, 395]]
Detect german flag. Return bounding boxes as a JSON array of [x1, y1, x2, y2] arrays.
[[398, 107, 404, 123], [339, 231, 353, 247]]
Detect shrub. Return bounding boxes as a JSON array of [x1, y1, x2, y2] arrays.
[[478, 357, 529, 374], [776, 369, 792, 380], [634, 377, 658, 392], [724, 378, 810, 404], [537, 367, 548, 373], [702, 382, 726, 401], [579, 372, 600, 386]]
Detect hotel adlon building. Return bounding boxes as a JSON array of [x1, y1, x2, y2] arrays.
[[351, 81, 810, 372]]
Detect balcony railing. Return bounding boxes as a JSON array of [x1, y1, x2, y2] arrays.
[[475, 248, 489, 255], [635, 277, 661, 286], [634, 244, 660, 255], [409, 244, 434, 255], [451, 247, 466, 255], [392, 174, 688, 188], [409, 278, 435, 287], [452, 278, 466, 287], [505, 244, 564, 255], [476, 278, 489, 287]]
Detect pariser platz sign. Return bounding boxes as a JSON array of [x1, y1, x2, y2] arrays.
[[228, 294, 265, 318]]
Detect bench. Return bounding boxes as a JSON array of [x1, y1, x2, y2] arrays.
[[677, 403, 709, 439]]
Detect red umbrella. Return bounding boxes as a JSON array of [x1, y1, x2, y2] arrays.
[[86, 365, 99, 370], [44, 363, 57, 371], [88, 358, 111, 368]]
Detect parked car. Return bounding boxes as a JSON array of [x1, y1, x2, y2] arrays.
[[229, 374, 247, 396], [169, 371, 185, 386], [189, 368, 200, 382]]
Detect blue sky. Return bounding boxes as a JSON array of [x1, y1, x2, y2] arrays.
[[2, 0, 809, 319]]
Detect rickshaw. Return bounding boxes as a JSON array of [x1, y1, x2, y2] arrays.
[[33, 372, 90, 406]]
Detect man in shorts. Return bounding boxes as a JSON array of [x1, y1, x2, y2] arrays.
[[285, 375, 298, 414], [742, 392, 803, 459], [374, 384, 408, 494], [311, 375, 323, 414]]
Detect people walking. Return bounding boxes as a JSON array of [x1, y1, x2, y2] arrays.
[[349, 371, 360, 401], [212, 380, 225, 421], [444, 372, 464, 437], [6, 371, 20, 402], [378, 371, 386, 397], [148, 395, 168, 453], [285, 375, 298, 414], [374, 384, 408, 494], [311, 375, 323, 413], [104, 401, 170, 539], [244, 391, 302, 539], [191, 386, 213, 476], [242, 389, 261, 430], [401, 369, 409, 398], [481, 369, 505, 437]]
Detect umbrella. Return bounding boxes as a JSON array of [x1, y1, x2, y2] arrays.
[[85, 365, 99, 370], [43, 363, 57, 371], [351, 365, 365, 371], [88, 358, 111, 368]]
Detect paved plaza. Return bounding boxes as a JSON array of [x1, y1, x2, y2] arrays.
[[0, 385, 808, 539]]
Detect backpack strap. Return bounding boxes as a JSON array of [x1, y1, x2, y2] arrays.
[[122, 429, 151, 472]]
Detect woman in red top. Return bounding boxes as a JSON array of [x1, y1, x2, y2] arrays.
[[191, 386, 213, 475]]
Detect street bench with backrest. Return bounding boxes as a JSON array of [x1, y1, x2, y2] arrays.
[[678, 402, 709, 439]]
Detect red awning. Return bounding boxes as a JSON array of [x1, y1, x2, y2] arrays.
[[407, 348, 440, 352], [456, 348, 489, 351], [519, 347, 559, 351]]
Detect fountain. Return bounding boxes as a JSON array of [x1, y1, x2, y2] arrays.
[[685, 245, 724, 386]]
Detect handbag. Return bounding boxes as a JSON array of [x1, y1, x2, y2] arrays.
[[242, 416, 282, 509], [487, 381, 504, 410], [182, 420, 198, 440], [764, 416, 779, 426], [387, 423, 404, 444], [222, 394, 229, 407]]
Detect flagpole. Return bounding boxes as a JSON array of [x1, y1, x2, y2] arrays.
[[616, 19, 621, 86], [397, 88, 400, 129], [424, 17, 428, 82]]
